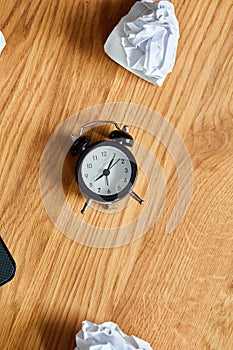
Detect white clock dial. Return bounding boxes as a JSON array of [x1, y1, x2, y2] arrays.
[[80, 145, 132, 196]]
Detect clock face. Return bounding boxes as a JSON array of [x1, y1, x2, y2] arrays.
[[75, 141, 137, 203]]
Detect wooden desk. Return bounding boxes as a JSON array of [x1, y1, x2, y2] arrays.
[[0, 1, 232, 349]]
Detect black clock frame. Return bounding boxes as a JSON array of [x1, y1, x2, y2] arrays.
[[75, 140, 138, 203]]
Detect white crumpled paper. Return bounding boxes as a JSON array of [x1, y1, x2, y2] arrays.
[[0, 31, 6, 54], [104, 0, 180, 86], [74, 321, 153, 350]]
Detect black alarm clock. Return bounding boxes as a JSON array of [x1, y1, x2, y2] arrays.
[[70, 121, 144, 214]]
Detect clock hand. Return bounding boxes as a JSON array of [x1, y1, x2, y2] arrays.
[[107, 153, 116, 170], [103, 159, 121, 186], [94, 168, 111, 182], [94, 172, 105, 182], [94, 155, 117, 183], [109, 158, 121, 169]]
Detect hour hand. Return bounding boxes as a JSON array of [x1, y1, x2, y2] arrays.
[[94, 169, 110, 182], [94, 173, 105, 182]]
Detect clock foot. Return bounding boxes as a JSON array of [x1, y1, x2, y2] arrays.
[[130, 191, 144, 205], [81, 198, 92, 214]]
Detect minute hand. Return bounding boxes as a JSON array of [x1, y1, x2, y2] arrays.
[[94, 173, 105, 182]]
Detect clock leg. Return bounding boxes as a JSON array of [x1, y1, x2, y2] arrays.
[[81, 198, 92, 214], [129, 191, 144, 205]]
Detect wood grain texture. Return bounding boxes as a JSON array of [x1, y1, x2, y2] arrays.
[[0, 0, 232, 349]]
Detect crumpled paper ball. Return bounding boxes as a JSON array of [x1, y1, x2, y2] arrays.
[[0, 31, 6, 54], [104, 0, 180, 86], [74, 321, 153, 350]]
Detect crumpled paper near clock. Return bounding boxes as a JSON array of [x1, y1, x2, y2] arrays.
[[0, 31, 6, 53], [74, 321, 153, 350], [104, 0, 180, 86]]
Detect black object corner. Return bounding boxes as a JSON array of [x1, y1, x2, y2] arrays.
[[0, 236, 16, 287]]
